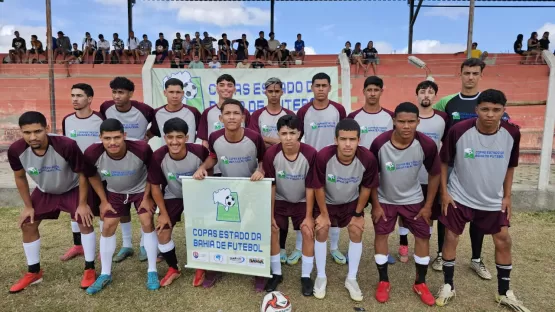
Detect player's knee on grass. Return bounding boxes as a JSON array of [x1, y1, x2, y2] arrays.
[[493, 227, 512, 252], [347, 225, 363, 243]]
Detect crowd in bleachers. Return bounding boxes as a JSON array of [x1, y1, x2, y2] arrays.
[[514, 31, 552, 64]]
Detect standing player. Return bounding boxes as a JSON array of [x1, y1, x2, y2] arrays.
[[149, 78, 201, 143], [435, 90, 529, 312], [148, 118, 209, 287], [85, 119, 159, 294], [100, 76, 155, 263], [249, 77, 298, 265], [297, 72, 347, 265], [310, 118, 378, 301], [193, 99, 266, 290], [369, 102, 440, 306], [262, 115, 317, 293], [60, 83, 105, 262], [8, 111, 97, 293]]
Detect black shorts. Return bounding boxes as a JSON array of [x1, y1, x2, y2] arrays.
[[29, 48, 44, 54]]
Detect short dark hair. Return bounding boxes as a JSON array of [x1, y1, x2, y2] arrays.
[[220, 99, 244, 113], [72, 83, 94, 97], [477, 89, 507, 106], [461, 58, 486, 72], [363, 76, 383, 89], [216, 74, 236, 85], [415, 80, 438, 95], [163, 117, 189, 135], [19, 111, 47, 128], [312, 72, 331, 84], [335, 118, 360, 138], [394, 102, 420, 118], [276, 115, 300, 132], [113, 33, 118, 37], [100, 118, 124, 134], [109, 77, 135, 92], [165, 78, 184, 89]]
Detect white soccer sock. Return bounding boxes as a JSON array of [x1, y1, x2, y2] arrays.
[[100, 234, 116, 275], [375, 254, 388, 265], [398, 227, 410, 236], [143, 230, 159, 273], [295, 230, 303, 251], [81, 232, 96, 262], [158, 240, 175, 253], [140, 228, 145, 248], [23, 239, 41, 266], [314, 240, 327, 278], [414, 255, 430, 265], [347, 241, 363, 280], [301, 255, 314, 278], [71, 221, 80, 233], [120, 222, 132, 248], [329, 227, 340, 251], [270, 254, 282, 275], [98, 220, 104, 235]]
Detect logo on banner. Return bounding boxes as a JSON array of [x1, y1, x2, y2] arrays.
[[247, 256, 266, 268], [213, 188, 241, 222], [210, 253, 227, 264], [229, 255, 247, 265], [162, 71, 205, 112], [192, 250, 209, 262]]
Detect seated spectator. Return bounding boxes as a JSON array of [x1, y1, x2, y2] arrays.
[[292, 33, 305, 63], [126, 30, 140, 64], [232, 34, 249, 63], [342, 41, 352, 58], [188, 53, 205, 69], [252, 57, 265, 69], [138, 34, 152, 57], [277, 42, 294, 68], [110, 33, 125, 63], [254, 31, 269, 61], [540, 32, 550, 51], [182, 34, 192, 62], [236, 58, 251, 68], [351, 42, 365, 76], [171, 32, 184, 61], [9, 31, 26, 64], [92, 34, 110, 64], [455, 42, 488, 61], [202, 31, 217, 61], [55, 31, 71, 62], [514, 34, 528, 56], [362, 40, 379, 76], [25, 35, 44, 64], [527, 32, 542, 64], [61, 43, 84, 64], [267, 32, 281, 64], [191, 32, 203, 60], [218, 33, 232, 64], [155, 32, 169, 64], [82, 32, 97, 64], [208, 55, 221, 69]]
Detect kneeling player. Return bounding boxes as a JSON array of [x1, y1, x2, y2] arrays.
[[8, 111, 97, 293], [369, 102, 440, 306], [148, 118, 209, 287], [436, 90, 530, 312], [310, 118, 379, 301], [262, 115, 317, 293], [85, 119, 159, 294]]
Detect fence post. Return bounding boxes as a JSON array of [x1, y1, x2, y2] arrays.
[[538, 50, 555, 190], [338, 53, 352, 114]]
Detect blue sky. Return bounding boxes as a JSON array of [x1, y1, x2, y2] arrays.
[[1, 0, 554, 54]]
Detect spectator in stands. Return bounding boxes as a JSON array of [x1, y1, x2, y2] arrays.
[[139, 34, 152, 58], [188, 53, 205, 69], [208, 55, 221, 69], [342, 41, 352, 58], [93, 34, 110, 64], [82, 32, 97, 64], [110, 33, 125, 64], [25, 35, 44, 64], [363, 40, 379, 76], [540, 32, 550, 51], [55, 31, 71, 62], [218, 33, 232, 64], [236, 57, 251, 68], [255, 31, 269, 61], [351, 42, 365, 76], [514, 34, 528, 56], [155, 32, 169, 64], [9, 31, 26, 64], [277, 42, 294, 68], [455, 42, 488, 61], [252, 57, 265, 69], [126, 31, 140, 64], [292, 33, 305, 63], [61, 43, 84, 64], [232, 34, 249, 63], [527, 32, 542, 64], [182, 34, 192, 62], [191, 32, 203, 60], [202, 31, 217, 61], [171, 32, 184, 62], [267, 32, 281, 64]]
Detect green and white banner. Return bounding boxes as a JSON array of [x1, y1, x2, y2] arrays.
[[181, 177, 273, 277]]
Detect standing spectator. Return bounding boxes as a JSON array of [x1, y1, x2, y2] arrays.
[[363, 40, 379, 76], [292, 33, 305, 63], [232, 34, 249, 63], [218, 33, 231, 64], [9, 31, 26, 64], [208, 55, 221, 69], [188, 53, 205, 69], [111, 33, 125, 64], [252, 57, 265, 69], [93, 34, 110, 64], [82, 32, 97, 64], [155, 32, 169, 64], [191, 32, 203, 60], [126, 31, 140, 64], [527, 32, 542, 64], [277, 42, 294, 68], [202, 31, 217, 61], [255, 31, 269, 61], [171, 32, 184, 61], [139, 34, 152, 58], [55, 31, 71, 62], [25, 35, 44, 64], [267, 32, 281, 64]]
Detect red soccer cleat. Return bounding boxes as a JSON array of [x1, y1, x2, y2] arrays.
[[413, 283, 435, 306], [60, 245, 84, 261], [9, 270, 44, 293], [81, 269, 96, 289], [160, 267, 181, 287], [193, 269, 205, 287], [375, 281, 391, 303]]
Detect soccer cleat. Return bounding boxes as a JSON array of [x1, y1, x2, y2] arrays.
[[86, 274, 112, 295], [146, 272, 160, 290], [9, 270, 44, 293], [330, 249, 347, 265], [398, 245, 409, 263], [431, 254, 443, 271], [138, 246, 148, 262], [435, 284, 456, 307], [193, 269, 205, 287], [60, 245, 84, 261], [375, 281, 391, 303], [413, 283, 435, 306], [495, 290, 531, 312], [80, 269, 96, 289], [254, 276, 266, 292], [265, 274, 283, 292], [345, 278, 363, 302], [112, 247, 134, 263], [279, 249, 287, 263], [160, 267, 181, 287], [202, 271, 222, 288], [286, 250, 302, 265], [301, 277, 313, 297], [387, 254, 396, 264], [313, 277, 327, 299], [470, 260, 492, 280]]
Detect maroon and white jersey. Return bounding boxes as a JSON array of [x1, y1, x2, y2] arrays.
[[99, 100, 154, 140], [8, 135, 87, 194], [416, 110, 448, 185], [62, 111, 104, 152], [263, 143, 317, 203], [296, 101, 346, 151], [148, 144, 209, 199], [197, 104, 251, 141], [248, 107, 295, 140], [440, 119, 520, 211], [85, 140, 153, 194], [370, 130, 440, 205], [208, 128, 265, 178], [313, 145, 379, 205], [150, 104, 201, 143], [347, 107, 394, 149]]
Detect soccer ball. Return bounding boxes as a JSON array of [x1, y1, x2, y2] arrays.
[[183, 81, 198, 99], [157, 45, 163, 52], [261, 291, 292, 312], [225, 195, 235, 208]]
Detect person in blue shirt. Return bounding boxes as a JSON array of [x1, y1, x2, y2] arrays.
[[292, 33, 305, 63]]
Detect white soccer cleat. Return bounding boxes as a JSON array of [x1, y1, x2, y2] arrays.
[[431, 254, 444, 271], [470, 260, 492, 280], [313, 277, 327, 299], [435, 284, 456, 307], [344, 278, 363, 302], [495, 290, 531, 312]]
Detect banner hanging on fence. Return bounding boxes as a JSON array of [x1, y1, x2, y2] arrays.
[[151, 67, 339, 114], [181, 177, 273, 277]]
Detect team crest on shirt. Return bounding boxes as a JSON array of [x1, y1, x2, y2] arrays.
[[327, 174, 336, 183], [309, 122, 318, 130], [168, 173, 177, 180], [360, 126, 369, 134], [385, 162, 396, 172], [69, 130, 78, 138], [277, 170, 286, 178], [220, 156, 230, 165], [27, 167, 40, 175], [464, 148, 476, 159], [214, 121, 223, 130], [213, 188, 241, 222], [262, 125, 271, 133], [100, 169, 112, 177], [452, 112, 461, 120]]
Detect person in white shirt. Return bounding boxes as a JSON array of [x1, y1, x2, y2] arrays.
[[82, 32, 97, 64], [208, 55, 221, 69], [92, 34, 110, 64], [267, 32, 281, 64], [125, 31, 140, 64], [110, 33, 125, 64]]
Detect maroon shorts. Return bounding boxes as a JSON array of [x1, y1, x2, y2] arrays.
[[274, 200, 306, 231], [164, 198, 184, 228], [439, 201, 510, 236], [313, 200, 358, 228], [374, 202, 431, 239], [421, 184, 441, 220], [105, 191, 146, 218], [27, 187, 82, 224]]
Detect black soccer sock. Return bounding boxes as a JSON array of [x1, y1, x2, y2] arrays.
[[376, 262, 389, 282], [442, 258, 455, 289], [279, 228, 288, 250], [415, 263, 428, 285], [85, 261, 95, 270], [469, 222, 484, 260], [399, 235, 409, 246], [496, 263, 512, 296], [162, 248, 179, 270], [437, 221, 445, 253], [28, 263, 40, 274], [73, 232, 82, 246]]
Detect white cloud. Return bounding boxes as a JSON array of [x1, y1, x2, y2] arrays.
[[373, 41, 394, 54], [304, 46, 316, 55], [537, 22, 555, 36], [0, 24, 46, 53], [94, 0, 127, 7], [402, 40, 466, 54], [423, 7, 468, 20], [318, 24, 335, 32]]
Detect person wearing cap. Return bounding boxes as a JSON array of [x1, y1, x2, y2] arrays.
[[82, 32, 97, 64], [55, 31, 72, 62]]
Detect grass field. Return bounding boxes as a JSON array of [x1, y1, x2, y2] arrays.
[[1, 208, 554, 312]]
